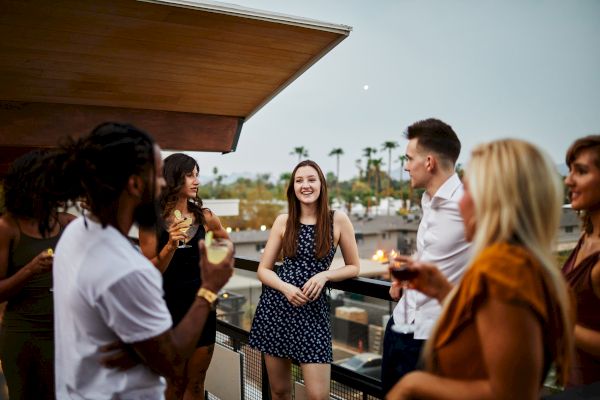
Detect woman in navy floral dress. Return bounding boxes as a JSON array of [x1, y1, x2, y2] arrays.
[[249, 160, 360, 400]]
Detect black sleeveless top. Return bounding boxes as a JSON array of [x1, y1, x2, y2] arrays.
[[3, 226, 64, 333], [157, 220, 216, 346]]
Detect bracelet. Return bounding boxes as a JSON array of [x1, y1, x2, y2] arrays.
[[197, 287, 219, 310]]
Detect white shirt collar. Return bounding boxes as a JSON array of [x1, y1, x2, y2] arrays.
[[423, 173, 462, 207]]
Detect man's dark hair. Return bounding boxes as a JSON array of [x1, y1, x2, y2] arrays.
[[404, 118, 461, 165], [47, 122, 156, 228]]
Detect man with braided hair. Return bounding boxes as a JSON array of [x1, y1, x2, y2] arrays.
[[51, 122, 234, 399]]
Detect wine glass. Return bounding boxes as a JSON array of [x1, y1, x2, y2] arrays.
[[389, 250, 418, 334]]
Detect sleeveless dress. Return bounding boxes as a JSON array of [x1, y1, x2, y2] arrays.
[[562, 236, 600, 386], [158, 220, 216, 347], [249, 216, 336, 363], [0, 225, 64, 400]]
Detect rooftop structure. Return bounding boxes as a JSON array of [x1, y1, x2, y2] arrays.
[[0, 0, 351, 173]]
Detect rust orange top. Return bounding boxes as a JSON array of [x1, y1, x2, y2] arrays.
[[432, 242, 566, 381]]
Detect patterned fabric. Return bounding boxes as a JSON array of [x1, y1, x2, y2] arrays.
[[249, 220, 335, 363]]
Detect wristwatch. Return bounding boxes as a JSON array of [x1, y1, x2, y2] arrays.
[[197, 287, 219, 310]]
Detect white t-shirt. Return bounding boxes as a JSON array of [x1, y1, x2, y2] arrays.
[[54, 217, 173, 400], [393, 173, 472, 340]]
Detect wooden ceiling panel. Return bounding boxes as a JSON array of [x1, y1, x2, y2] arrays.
[[0, 0, 350, 172]]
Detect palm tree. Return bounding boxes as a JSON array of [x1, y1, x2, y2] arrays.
[[355, 159, 363, 181], [290, 146, 309, 164], [398, 154, 408, 189], [362, 147, 377, 187], [328, 148, 344, 183], [371, 158, 384, 202], [381, 141, 399, 196]]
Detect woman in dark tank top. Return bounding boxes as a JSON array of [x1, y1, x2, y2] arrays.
[[139, 153, 229, 400], [0, 150, 75, 400]]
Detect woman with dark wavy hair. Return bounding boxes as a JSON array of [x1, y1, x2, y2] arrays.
[[139, 153, 228, 400], [0, 150, 75, 399], [249, 160, 360, 400]]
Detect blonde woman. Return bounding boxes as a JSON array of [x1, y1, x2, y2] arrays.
[[387, 139, 573, 399]]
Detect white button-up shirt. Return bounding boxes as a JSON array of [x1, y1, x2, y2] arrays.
[[392, 173, 471, 340]]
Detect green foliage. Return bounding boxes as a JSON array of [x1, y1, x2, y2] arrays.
[[555, 250, 572, 267], [195, 138, 572, 231]]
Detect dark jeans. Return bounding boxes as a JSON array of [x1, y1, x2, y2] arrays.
[[381, 317, 425, 394]]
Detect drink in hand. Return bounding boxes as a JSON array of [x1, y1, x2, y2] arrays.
[[389, 250, 417, 334], [390, 266, 418, 281], [174, 210, 193, 248], [205, 231, 229, 264]]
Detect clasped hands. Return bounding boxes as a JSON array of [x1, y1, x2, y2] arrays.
[[283, 272, 328, 307]]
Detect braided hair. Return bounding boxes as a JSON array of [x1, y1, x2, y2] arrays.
[[47, 122, 157, 228]]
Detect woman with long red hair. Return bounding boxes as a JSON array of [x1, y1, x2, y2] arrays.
[[249, 160, 360, 400]]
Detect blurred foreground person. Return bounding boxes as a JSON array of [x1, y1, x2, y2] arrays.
[[49, 122, 234, 399], [0, 150, 75, 400], [388, 139, 573, 399]]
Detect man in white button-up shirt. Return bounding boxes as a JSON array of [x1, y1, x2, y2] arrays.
[[381, 119, 471, 393]]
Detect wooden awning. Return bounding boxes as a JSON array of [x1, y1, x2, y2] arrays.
[[0, 0, 350, 173]]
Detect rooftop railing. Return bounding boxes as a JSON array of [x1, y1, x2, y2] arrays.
[[210, 257, 391, 400]]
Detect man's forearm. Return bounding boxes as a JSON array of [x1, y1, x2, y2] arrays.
[[131, 295, 213, 378]]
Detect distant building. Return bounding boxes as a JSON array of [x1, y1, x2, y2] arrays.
[[230, 230, 270, 261], [203, 199, 240, 217], [558, 206, 580, 252], [230, 214, 420, 261], [350, 214, 420, 259]]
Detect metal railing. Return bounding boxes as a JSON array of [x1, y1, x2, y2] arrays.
[[209, 257, 391, 400]]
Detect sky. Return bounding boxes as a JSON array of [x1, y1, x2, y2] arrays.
[[175, 0, 600, 182]]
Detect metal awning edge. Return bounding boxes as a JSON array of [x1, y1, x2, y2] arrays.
[[140, 0, 353, 35]]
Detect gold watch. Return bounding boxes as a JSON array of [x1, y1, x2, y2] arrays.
[[197, 287, 218, 310]]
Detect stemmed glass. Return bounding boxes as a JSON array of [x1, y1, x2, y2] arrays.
[[174, 210, 194, 249], [388, 250, 419, 334]]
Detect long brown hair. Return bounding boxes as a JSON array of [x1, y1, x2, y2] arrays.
[[566, 135, 600, 235], [282, 160, 332, 259]]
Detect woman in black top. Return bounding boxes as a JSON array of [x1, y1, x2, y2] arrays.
[[0, 150, 75, 400], [139, 153, 228, 400]]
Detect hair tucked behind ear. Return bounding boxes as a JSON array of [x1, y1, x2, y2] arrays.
[[44, 122, 157, 228]]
